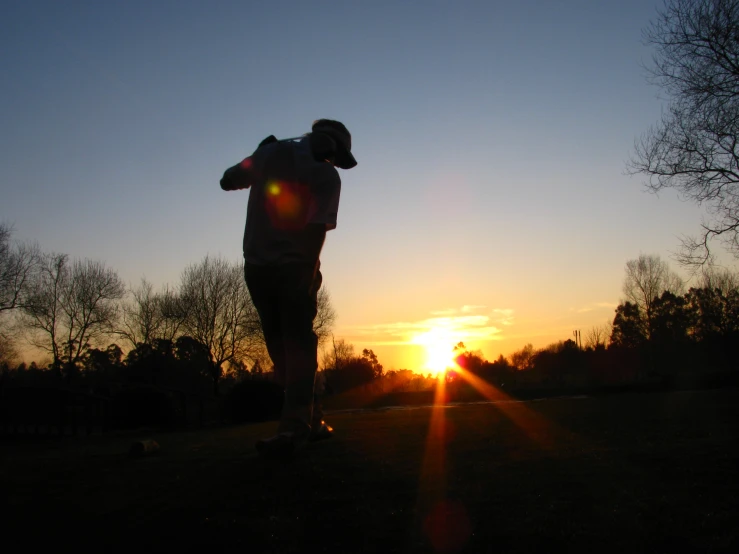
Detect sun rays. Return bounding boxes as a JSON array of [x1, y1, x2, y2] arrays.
[[414, 354, 580, 551]]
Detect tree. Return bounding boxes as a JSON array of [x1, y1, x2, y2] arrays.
[[0, 328, 18, 369], [320, 336, 355, 370], [117, 278, 188, 349], [0, 222, 40, 315], [510, 343, 535, 371], [585, 322, 611, 350], [630, 0, 739, 265], [313, 287, 336, 346], [700, 266, 739, 294], [21, 254, 125, 379], [453, 342, 486, 375], [687, 285, 739, 340], [622, 254, 683, 338], [325, 354, 376, 393], [610, 302, 648, 349], [179, 255, 262, 395], [361, 348, 384, 379], [650, 291, 693, 347], [82, 343, 124, 388]]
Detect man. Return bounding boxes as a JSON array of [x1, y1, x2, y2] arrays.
[[220, 119, 356, 456]]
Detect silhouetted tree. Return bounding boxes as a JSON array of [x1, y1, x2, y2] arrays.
[[321, 343, 382, 393], [453, 342, 486, 376], [622, 254, 683, 338], [0, 222, 40, 315], [223, 357, 250, 384], [0, 329, 18, 369], [700, 266, 739, 294], [82, 343, 124, 389], [83, 343, 123, 373], [361, 348, 384, 379], [630, 0, 739, 265], [321, 337, 355, 370], [585, 323, 611, 351], [21, 254, 125, 379], [313, 287, 336, 346], [179, 255, 262, 395], [117, 278, 188, 349], [510, 343, 535, 371], [650, 291, 694, 348], [610, 302, 647, 349]]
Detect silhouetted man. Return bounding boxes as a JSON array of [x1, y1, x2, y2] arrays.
[[220, 119, 356, 457]]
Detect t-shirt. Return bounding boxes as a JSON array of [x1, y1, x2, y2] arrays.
[[221, 137, 341, 265]]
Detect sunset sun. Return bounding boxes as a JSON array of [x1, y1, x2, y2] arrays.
[[412, 327, 460, 376]]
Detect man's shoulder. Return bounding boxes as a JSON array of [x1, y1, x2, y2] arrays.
[[292, 141, 340, 185], [312, 160, 341, 184]]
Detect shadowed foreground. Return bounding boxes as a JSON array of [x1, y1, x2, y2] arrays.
[[3, 389, 738, 552]]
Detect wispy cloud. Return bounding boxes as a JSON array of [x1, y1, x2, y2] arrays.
[[573, 301, 618, 314], [492, 308, 515, 326], [344, 305, 512, 346]]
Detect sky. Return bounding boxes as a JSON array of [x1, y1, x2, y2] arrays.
[[2, 0, 736, 372]]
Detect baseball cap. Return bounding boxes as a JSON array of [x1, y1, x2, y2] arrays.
[[312, 119, 357, 169]]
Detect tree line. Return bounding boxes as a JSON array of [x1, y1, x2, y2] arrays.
[[3, 220, 738, 418], [454, 255, 739, 394], [0, 222, 335, 397]]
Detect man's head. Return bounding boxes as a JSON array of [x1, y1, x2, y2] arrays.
[[311, 119, 357, 170]]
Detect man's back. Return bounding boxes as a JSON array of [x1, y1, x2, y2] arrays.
[[242, 138, 341, 266]]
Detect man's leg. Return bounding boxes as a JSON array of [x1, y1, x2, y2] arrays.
[[310, 370, 333, 441], [244, 264, 286, 390], [277, 264, 321, 439]]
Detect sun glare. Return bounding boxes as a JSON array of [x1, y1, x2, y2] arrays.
[[412, 327, 459, 376]]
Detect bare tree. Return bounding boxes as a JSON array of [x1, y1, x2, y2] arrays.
[[313, 287, 336, 346], [585, 323, 611, 350], [22, 254, 125, 376], [320, 336, 355, 370], [0, 329, 19, 369], [179, 255, 262, 394], [0, 222, 40, 314], [623, 254, 684, 338], [629, 0, 739, 266], [700, 265, 739, 293], [117, 278, 188, 349]]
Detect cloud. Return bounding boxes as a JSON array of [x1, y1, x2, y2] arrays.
[[429, 308, 459, 316], [430, 305, 488, 316], [574, 302, 618, 314], [344, 305, 511, 346], [492, 308, 515, 326]]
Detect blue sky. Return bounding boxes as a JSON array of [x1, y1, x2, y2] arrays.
[[2, 0, 731, 370]]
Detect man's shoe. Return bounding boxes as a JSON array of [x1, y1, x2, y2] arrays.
[[255, 431, 306, 458], [257, 417, 311, 458], [309, 420, 334, 442]]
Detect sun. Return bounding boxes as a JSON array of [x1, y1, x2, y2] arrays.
[[412, 327, 459, 376]]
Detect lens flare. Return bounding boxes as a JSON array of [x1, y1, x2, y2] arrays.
[[263, 180, 314, 231]]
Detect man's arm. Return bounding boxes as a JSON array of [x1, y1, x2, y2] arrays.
[[297, 223, 328, 268], [219, 135, 277, 191], [220, 158, 255, 191]]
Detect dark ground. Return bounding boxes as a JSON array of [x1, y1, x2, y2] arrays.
[[2, 388, 738, 553]]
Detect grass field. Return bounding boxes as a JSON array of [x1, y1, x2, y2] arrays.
[[3, 388, 738, 553]]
